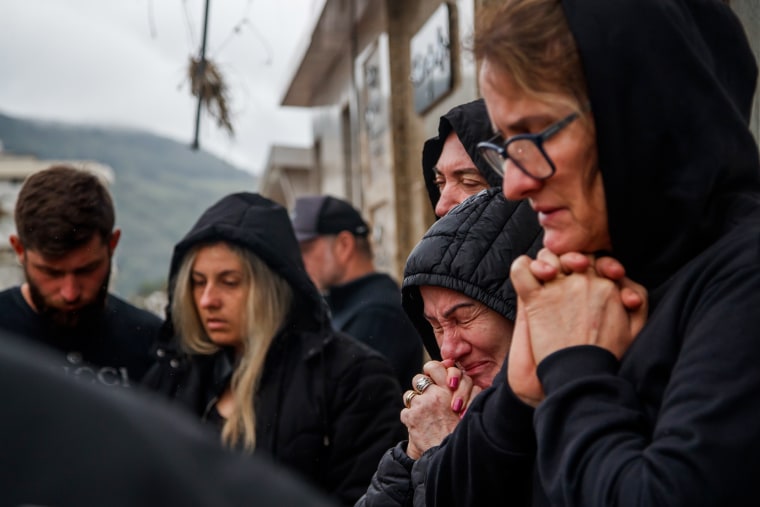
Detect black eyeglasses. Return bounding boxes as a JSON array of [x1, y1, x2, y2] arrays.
[[476, 111, 581, 181]]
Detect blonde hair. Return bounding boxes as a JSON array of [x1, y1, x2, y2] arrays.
[[172, 241, 293, 451], [472, 0, 589, 114]]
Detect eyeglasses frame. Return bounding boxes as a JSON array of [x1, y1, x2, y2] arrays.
[[477, 111, 581, 181]]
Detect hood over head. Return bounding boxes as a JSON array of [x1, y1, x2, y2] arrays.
[[166, 192, 327, 334], [422, 99, 502, 212], [562, 0, 760, 288], [402, 188, 542, 359]]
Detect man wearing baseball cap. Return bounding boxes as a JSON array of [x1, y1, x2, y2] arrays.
[[292, 195, 422, 391]]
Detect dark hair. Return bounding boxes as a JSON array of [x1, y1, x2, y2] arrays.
[[472, 0, 588, 111], [15, 165, 115, 257]]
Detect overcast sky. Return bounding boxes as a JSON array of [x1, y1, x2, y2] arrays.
[[0, 0, 319, 175]]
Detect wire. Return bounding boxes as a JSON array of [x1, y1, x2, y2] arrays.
[[210, 0, 272, 65], [181, 0, 197, 50], [211, 0, 252, 56]]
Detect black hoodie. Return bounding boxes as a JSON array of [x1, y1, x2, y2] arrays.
[[427, 1, 760, 506], [143, 193, 404, 506], [421, 99, 502, 213], [167, 192, 326, 328]]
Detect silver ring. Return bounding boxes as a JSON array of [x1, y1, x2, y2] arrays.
[[414, 375, 434, 394], [403, 390, 417, 408]]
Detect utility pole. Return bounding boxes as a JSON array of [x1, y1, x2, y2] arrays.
[[191, 0, 211, 150]]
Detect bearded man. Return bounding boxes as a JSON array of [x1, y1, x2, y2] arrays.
[[0, 165, 161, 387]]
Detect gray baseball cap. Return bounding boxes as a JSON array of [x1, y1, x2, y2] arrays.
[[291, 195, 369, 242]]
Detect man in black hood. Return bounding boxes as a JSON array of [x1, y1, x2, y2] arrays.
[[422, 99, 499, 217]]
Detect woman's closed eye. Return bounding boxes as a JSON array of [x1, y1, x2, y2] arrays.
[[220, 277, 242, 288], [461, 177, 487, 189]]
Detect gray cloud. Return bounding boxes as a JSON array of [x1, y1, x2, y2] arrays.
[[0, 0, 315, 174]]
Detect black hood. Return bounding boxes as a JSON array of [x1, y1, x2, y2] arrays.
[[563, 0, 760, 289], [402, 188, 542, 359], [166, 192, 327, 334], [422, 99, 502, 212]]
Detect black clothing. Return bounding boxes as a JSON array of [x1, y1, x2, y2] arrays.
[[427, 1, 760, 506], [425, 363, 545, 507], [144, 193, 404, 506], [2, 333, 336, 507], [0, 287, 160, 386], [421, 99, 501, 213], [325, 272, 423, 390], [403, 188, 541, 360], [355, 440, 429, 507], [357, 189, 542, 507]]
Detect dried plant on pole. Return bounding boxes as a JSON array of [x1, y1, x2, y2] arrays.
[[188, 56, 234, 137]]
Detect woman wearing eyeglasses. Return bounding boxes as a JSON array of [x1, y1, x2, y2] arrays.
[[424, 0, 760, 506]]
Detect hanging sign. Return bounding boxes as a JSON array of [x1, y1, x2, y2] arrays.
[[410, 4, 452, 114]]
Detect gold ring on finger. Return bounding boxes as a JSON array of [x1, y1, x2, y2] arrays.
[[403, 390, 417, 408]]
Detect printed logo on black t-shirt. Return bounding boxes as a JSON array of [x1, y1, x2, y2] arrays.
[[62, 351, 132, 387]]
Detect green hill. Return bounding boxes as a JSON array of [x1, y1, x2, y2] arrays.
[[0, 112, 258, 299]]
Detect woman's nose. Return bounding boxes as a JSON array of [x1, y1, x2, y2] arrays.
[[199, 285, 220, 308], [502, 159, 542, 200], [439, 326, 469, 361]]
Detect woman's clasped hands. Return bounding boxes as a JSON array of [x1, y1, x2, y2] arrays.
[[508, 248, 648, 407], [402, 360, 481, 459]]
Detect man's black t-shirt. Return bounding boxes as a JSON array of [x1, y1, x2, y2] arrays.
[[0, 286, 161, 387]]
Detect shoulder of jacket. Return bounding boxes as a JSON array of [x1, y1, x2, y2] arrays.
[[303, 330, 388, 372]]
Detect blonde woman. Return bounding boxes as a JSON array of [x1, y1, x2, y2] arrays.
[[143, 193, 404, 506]]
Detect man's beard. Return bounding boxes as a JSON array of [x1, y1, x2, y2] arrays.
[[26, 265, 111, 329]]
